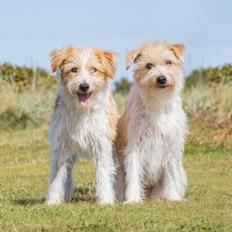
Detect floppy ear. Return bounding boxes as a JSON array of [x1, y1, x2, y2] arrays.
[[126, 50, 140, 70], [50, 49, 66, 72], [170, 44, 185, 63], [99, 51, 118, 79]]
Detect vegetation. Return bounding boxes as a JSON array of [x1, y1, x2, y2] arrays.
[[185, 64, 232, 88], [0, 126, 231, 231], [0, 63, 232, 231], [0, 81, 55, 130], [114, 77, 131, 94], [0, 63, 57, 91]]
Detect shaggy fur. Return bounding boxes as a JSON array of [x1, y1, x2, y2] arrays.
[[115, 41, 188, 203], [47, 46, 119, 205]]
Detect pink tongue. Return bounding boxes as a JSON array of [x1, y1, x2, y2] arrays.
[[78, 93, 91, 107]]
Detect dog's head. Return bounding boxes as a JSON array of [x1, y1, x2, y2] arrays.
[[126, 41, 185, 96], [51, 46, 118, 108]]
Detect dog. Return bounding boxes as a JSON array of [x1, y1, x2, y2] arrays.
[[47, 46, 118, 205], [115, 41, 188, 203]]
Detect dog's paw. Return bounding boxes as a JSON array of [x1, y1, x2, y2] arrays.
[[46, 199, 63, 205], [164, 194, 183, 201], [97, 199, 115, 205], [124, 198, 143, 204]]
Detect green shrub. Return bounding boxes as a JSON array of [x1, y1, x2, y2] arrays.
[[0, 63, 57, 91], [0, 77, 56, 129], [185, 64, 232, 88], [183, 82, 232, 124], [114, 77, 132, 94], [1, 62, 232, 129]]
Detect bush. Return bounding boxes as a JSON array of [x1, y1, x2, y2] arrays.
[[183, 82, 232, 125], [0, 63, 57, 91], [0, 63, 57, 129], [185, 64, 232, 88], [1, 62, 232, 130], [114, 77, 131, 94], [0, 80, 56, 129]]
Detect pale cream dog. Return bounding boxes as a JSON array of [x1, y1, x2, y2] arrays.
[[47, 46, 118, 205], [115, 41, 188, 203]]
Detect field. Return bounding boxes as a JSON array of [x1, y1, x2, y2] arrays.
[[0, 64, 232, 231]]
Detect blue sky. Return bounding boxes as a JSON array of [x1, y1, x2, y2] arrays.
[[1, 0, 232, 79]]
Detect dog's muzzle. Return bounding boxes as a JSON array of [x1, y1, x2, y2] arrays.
[[79, 82, 89, 92], [156, 75, 168, 88]]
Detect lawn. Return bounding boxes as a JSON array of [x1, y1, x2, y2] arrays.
[[0, 124, 232, 232]]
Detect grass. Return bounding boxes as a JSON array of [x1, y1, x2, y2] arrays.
[[0, 121, 232, 231]]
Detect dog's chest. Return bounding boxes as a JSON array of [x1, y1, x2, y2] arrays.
[[135, 112, 178, 150], [69, 111, 108, 157], [134, 113, 180, 183]]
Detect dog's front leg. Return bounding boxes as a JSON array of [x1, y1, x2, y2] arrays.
[[95, 147, 116, 204], [47, 150, 75, 205], [125, 149, 143, 203]]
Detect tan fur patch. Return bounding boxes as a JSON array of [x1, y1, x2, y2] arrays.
[[170, 44, 185, 62], [50, 49, 67, 72], [94, 49, 118, 79], [125, 41, 185, 92], [115, 110, 129, 163], [50, 46, 79, 72], [107, 95, 120, 144], [126, 50, 141, 70]]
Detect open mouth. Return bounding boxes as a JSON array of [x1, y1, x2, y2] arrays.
[[77, 92, 93, 107], [157, 84, 168, 89]]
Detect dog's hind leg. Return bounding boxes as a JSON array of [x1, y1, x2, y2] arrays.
[[150, 172, 165, 200], [114, 166, 126, 202], [47, 150, 76, 205]]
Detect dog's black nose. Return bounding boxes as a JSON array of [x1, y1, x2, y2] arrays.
[[157, 75, 167, 85], [79, 83, 89, 92]]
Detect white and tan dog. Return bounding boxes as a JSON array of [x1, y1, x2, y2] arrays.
[[115, 41, 188, 203], [47, 46, 118, 205]]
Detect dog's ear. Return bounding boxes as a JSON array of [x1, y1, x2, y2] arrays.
[[97, 51, 118, 79], [170, 44, 185, 63], [126, 50, 141, 70], [50, 49, 66, 72]]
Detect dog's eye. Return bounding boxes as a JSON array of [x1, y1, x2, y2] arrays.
[[146, 63, 153, 70], [90, 67, 97, 73], [165, 60, 172, 65], [71, 67, 78, 73]]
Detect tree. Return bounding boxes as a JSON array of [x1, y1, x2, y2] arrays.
[[114, 77, 131, 94]]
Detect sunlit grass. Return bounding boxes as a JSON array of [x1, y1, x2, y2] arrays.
[[0, 123, 232, 231]]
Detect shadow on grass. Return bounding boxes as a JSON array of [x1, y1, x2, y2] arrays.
[[13, 184, 95, 205], [72, 184, 95, 203], [13, 198, 45, 206]]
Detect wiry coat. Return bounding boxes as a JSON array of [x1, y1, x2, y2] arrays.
[[115, 42, 188, 202], [47, 47, 118, 205]]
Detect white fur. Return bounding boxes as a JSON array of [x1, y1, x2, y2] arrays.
[[47, 85, 116, 205], [117, 82, 188, 203], [47, 49, 116, 205]]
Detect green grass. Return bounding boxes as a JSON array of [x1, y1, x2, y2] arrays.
[[0, 126, 232, 232]]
